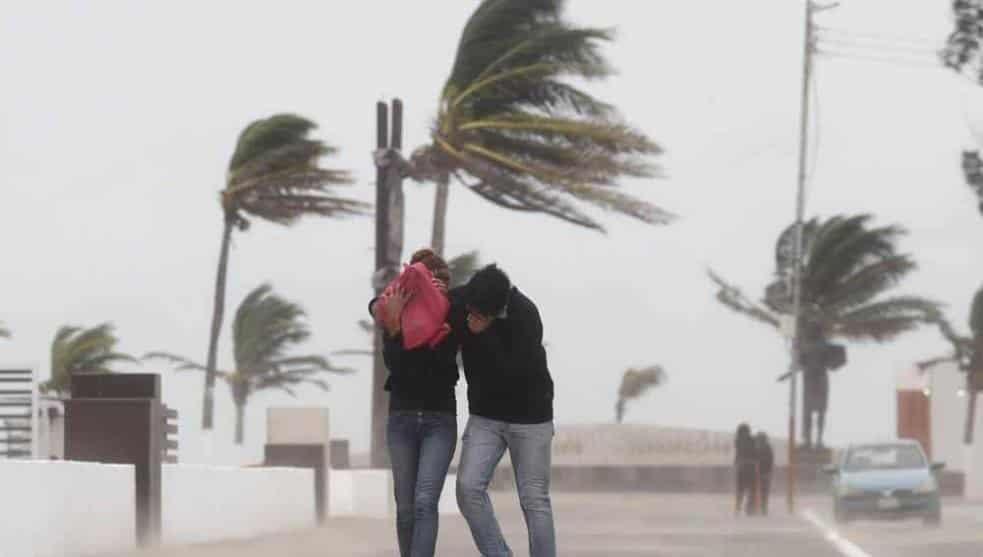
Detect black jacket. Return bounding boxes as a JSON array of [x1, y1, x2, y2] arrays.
[[369, 299, 459, 413], [449, 286, 553, 424]]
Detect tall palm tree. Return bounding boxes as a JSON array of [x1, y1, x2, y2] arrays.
[[920, 285, 983, 446], [709, 214, 940, 446], [403, 0, 671, 256], [202, 114, 366, 430], [151, 284, 349, 444], [615, 365, 666, 423], [42, 323, 135, 397]]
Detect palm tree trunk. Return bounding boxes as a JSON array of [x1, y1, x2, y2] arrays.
[[234, 400, 245, 445], [203, 217, 234, 430], [430, 174, 449, 257]]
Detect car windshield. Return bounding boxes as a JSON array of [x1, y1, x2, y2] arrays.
[[843, 444, 926, 471]]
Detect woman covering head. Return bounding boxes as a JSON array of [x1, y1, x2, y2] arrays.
[[369, 247, 459, 557]]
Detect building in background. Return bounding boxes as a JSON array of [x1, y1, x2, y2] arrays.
[[897, 364, 983, 499]]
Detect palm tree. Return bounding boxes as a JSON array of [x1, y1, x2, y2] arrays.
[[201, 114, 366, 430], [709, 214, 940, 447], [0, 322, 9, 339], [920, 285, 983, 446], [403, 0, 671, 256], [615, 365, 666, 423], [151, 284, 350, 444], [42, 323, 135, 397]]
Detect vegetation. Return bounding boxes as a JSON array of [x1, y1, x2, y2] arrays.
[[151, 284, 350, 444], [201, 114, 366, 430]]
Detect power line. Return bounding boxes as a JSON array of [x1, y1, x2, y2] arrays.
[[816, 48, 943, 69], [816, 25, 941, 49], [816, 36, 938, 58]]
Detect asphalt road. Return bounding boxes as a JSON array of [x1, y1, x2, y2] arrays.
[[104, 493, 983, 557], [804, 497, 983, 557]]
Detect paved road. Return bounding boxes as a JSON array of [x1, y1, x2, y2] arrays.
[[805, 497, 983, 557], [107, 493, 983, 557], [112, 494, 840, 557]]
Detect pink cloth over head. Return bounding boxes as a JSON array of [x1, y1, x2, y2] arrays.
[[376, 262, 451, 349]]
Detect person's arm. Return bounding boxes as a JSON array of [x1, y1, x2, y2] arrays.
[[382, 332, 405, 374]]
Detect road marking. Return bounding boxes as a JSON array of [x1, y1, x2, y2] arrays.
[[801, 509, 872, 557]]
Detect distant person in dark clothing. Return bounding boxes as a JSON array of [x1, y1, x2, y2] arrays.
[[755, 432, 775, 516], [734, 423, 756, 516], [451, 264, 556, 557], [369, 248, 458, 557]]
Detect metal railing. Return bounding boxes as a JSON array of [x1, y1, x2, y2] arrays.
[[0, 368, 38, 459]]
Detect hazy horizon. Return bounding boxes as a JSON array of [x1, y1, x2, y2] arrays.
[[1, 0, 979, 464]]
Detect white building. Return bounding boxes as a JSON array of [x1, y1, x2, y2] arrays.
[[898, 363, 983, 499]]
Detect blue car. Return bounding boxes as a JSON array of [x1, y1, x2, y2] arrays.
[[825, 440, 943, 526]]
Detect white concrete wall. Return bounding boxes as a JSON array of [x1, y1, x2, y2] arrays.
[[0, 460, 135, 557], [162, 464, 315, 544], [929, 362, 964, 466], [926, 363, 983, 499], [329, 469, 459, 517]]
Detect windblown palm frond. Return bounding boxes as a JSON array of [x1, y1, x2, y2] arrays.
[[615, 365, 667, 423], [707, 270, 780, 328], [223, 114, 367, 228], [158, 284, 350, 443], [412, 0, 669, 231], [710, 214, 939, 382], [448, 250, 482, 289], [44, 323, 135, 396]]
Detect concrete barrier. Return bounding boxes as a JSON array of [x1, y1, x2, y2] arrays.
[[162, 464, 315, 544], [0, 460, 135, 557]]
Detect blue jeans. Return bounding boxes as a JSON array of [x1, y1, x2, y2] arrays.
[[387, 412, 457, 557], [456, 416, 555, 557]]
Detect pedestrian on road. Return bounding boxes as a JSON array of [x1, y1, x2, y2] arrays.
[[755, 431, 774, 516], [451, 264, 556, 557], [734, 423, 757, 516], [369, 248, 459, 557]]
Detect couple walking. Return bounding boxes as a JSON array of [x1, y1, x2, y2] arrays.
[[369, 248, 555, 557], [734, 423, 774, 517]]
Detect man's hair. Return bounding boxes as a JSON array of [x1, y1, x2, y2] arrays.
[[465, 264, 511, 316]]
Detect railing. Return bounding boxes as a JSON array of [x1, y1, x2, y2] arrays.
[[0, 368, 37, 459], [163, 406, 178, 464]]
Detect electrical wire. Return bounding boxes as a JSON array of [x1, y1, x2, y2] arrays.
[[815, 25, 942, 49], [816, 48, 943, 69], [816, 36, 938, 58]]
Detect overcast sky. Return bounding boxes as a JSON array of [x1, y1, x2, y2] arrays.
[[1, 0, 979, 463]]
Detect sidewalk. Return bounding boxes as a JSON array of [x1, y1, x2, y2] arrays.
[[109, 493, 843, 557]]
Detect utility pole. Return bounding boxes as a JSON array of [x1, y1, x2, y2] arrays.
[[370, 99, 405, 468], [787, 0, 837, 514]]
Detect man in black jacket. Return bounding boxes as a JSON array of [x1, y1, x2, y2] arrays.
[[451, 264, 555, 557]]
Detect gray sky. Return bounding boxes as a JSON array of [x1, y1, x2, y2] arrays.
[[1, 0, 979, 463]]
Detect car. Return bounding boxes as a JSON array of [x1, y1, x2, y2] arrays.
[[823, 440, 943, 526]]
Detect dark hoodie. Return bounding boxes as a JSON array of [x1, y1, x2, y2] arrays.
[[448, 286, 554, 424]]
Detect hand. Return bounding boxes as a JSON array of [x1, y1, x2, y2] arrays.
[[432, 277, 448, 294], [384, 286, 411, 336], [466, 311, 493, 334]]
